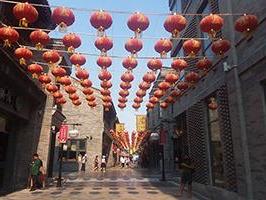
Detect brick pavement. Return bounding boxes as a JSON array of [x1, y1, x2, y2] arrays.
[[1, 169, 198, 200]]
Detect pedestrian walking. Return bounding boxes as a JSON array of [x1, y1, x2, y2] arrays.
[[77, 153, 82, 172], [93, 155, 99, 171], [81, 154, 87, 172], [125, 157, 130, 168], [101, 155, 107, 172], [177, 155, 194, 198], [29, 153, 43, 191], [120, 156, 125, 168]]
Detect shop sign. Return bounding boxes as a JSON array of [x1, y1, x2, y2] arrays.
[[58, 124, 68, 143], [136, 115, 147, 132], [115, 123, 125, 133]]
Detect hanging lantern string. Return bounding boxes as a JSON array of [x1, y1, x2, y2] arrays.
[[0, 0, 248, 16], [21, 44, 212, 60], [4, 24, 210, 41]]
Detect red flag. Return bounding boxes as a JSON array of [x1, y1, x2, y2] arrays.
[[58, 124, 68, 143]]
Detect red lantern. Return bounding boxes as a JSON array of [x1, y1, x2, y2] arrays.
[[139, 81, 151, 90], [29, 29, 50, 50], [200, 14, 224, 38], [75, 68, 89, 81], [90, 10, 113, 36], [27, 64, 43, 78], [103, 102, 112, 111], [211, 39, 231, 56], [56, 97, 66, 105], [196, 57, 212, 71], [70, 53, 86, 67], [183, 39, 201, 57], [46, 84, 58, 94], [122, 56, 138, 70], [88, 101, 97, 108], [160, 102, 168, 109], [65, 85, 77, 94], [136, 89, 146, 97], [147, 58, 163, 71], [13, 2, 38, 27], [119, 90, 129, 97], [154, 90, 164, 98], [154, 38, 173, 57], [53, 91, 63, 99], [166, 96, 175, 104], [73, 100, 82, 106], [0, 27, 19, 47], [42, 50, 60, 65], [171, 58, 188, 71], [97, 56, 112, 69], [165, 72, 179, 85], [125, 38, 143, 56], [101, 81, 112, 89], [99, 70, 112, 81], [63, 33, 81, 53], [83, 88, 94, 95], [208, 97, 218, 110], [52, 67, 67, 80], [69, 93, 79, 101], [146, 102, 155, 110], [171, 90, 182, 98], [81, 79, 92, 88], [14, 47, 32, 65], [158, 81, 171, 91], [39, 74, 51, 85], [164, 13, 187, 38], [58, 76, 71, 86], [101, 89, 111, 96], [134, 97, 143, 104], [132, 103, 141, 110], [102, 95, 112, 103], [118, 97, 127, 103], [95, 36, 113, 54], [121, 71, 134, 83], [177, 81, 189, 91], [52, 7, 75, 32], [185, 71, 200, 84], [118, 103, 126, 110], [120, 82, 132, 90], [235, 14, 258, 36], [127, 12, 149, 37], [143, 71, 156, 83], [149, 96, 159, 104]]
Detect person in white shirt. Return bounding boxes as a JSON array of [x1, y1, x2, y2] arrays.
[[120, 156, 125, 168], [77, 153, 82, 172], [101, 155, 107, 172]]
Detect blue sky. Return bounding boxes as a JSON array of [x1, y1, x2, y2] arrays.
[[49, 0, 178, 132]]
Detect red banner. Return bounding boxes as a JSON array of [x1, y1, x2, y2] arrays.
[[58, 124, 68, 143]]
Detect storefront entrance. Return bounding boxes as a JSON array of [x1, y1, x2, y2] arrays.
[[0, 116, 8, 189]]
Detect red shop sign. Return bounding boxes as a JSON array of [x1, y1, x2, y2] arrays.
[[58, 124, 68, 143]]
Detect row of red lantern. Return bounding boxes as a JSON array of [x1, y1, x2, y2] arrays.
[[117, 70, 135, 110], [9, 2, 259, 39], [131, 71, 157, 110], [98, 69, 113, 111]]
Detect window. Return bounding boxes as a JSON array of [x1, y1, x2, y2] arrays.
[[62, 139, 86, 161], [207, 97, 225, 188]]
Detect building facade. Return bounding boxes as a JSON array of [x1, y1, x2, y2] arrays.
[[52, 77, 118, 172], [0, 0, 58, 194], [147, 0, 266, 199]]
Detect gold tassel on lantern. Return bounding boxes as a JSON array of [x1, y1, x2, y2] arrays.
[[58, 22, 67, 33], [35, 43, 43, 50], [19, 18, 29, 27], [67, 46, 75, 54], [19, 58, 26, 65], [3, 39, 11, 48], [32, 73, 38, 79]]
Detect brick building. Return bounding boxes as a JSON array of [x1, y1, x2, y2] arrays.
[[0, 0, 59, 194], [52, 77, 118, 172], [147, 0, 266, 199]]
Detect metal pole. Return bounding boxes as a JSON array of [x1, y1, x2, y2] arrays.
[[56, 143, 63, 187], [161, 144, 166, 181]]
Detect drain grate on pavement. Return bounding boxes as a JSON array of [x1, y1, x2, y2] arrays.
[[92, 187, 102, 190], [147, 191, 159, 194], [109, 187, 119, 190], [109, 191, 120, 194], [128, 191, 139, 194], [89, 191, 101, 195]]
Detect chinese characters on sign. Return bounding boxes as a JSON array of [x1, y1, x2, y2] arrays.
[[58, 124, 69, 143], [116, 123, 125, 133], [136, 115, 147, 132]]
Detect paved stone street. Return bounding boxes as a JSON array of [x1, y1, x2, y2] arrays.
[[1, 169, 197, 200]]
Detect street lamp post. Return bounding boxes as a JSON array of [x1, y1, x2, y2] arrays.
[[56, 143, 63, 187]]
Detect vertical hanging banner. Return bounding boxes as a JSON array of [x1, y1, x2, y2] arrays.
[[116, 123, 125, 133], [58, 124, 69, 143], [136, 115, 147, 132], [159, 128, 167, 145]]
